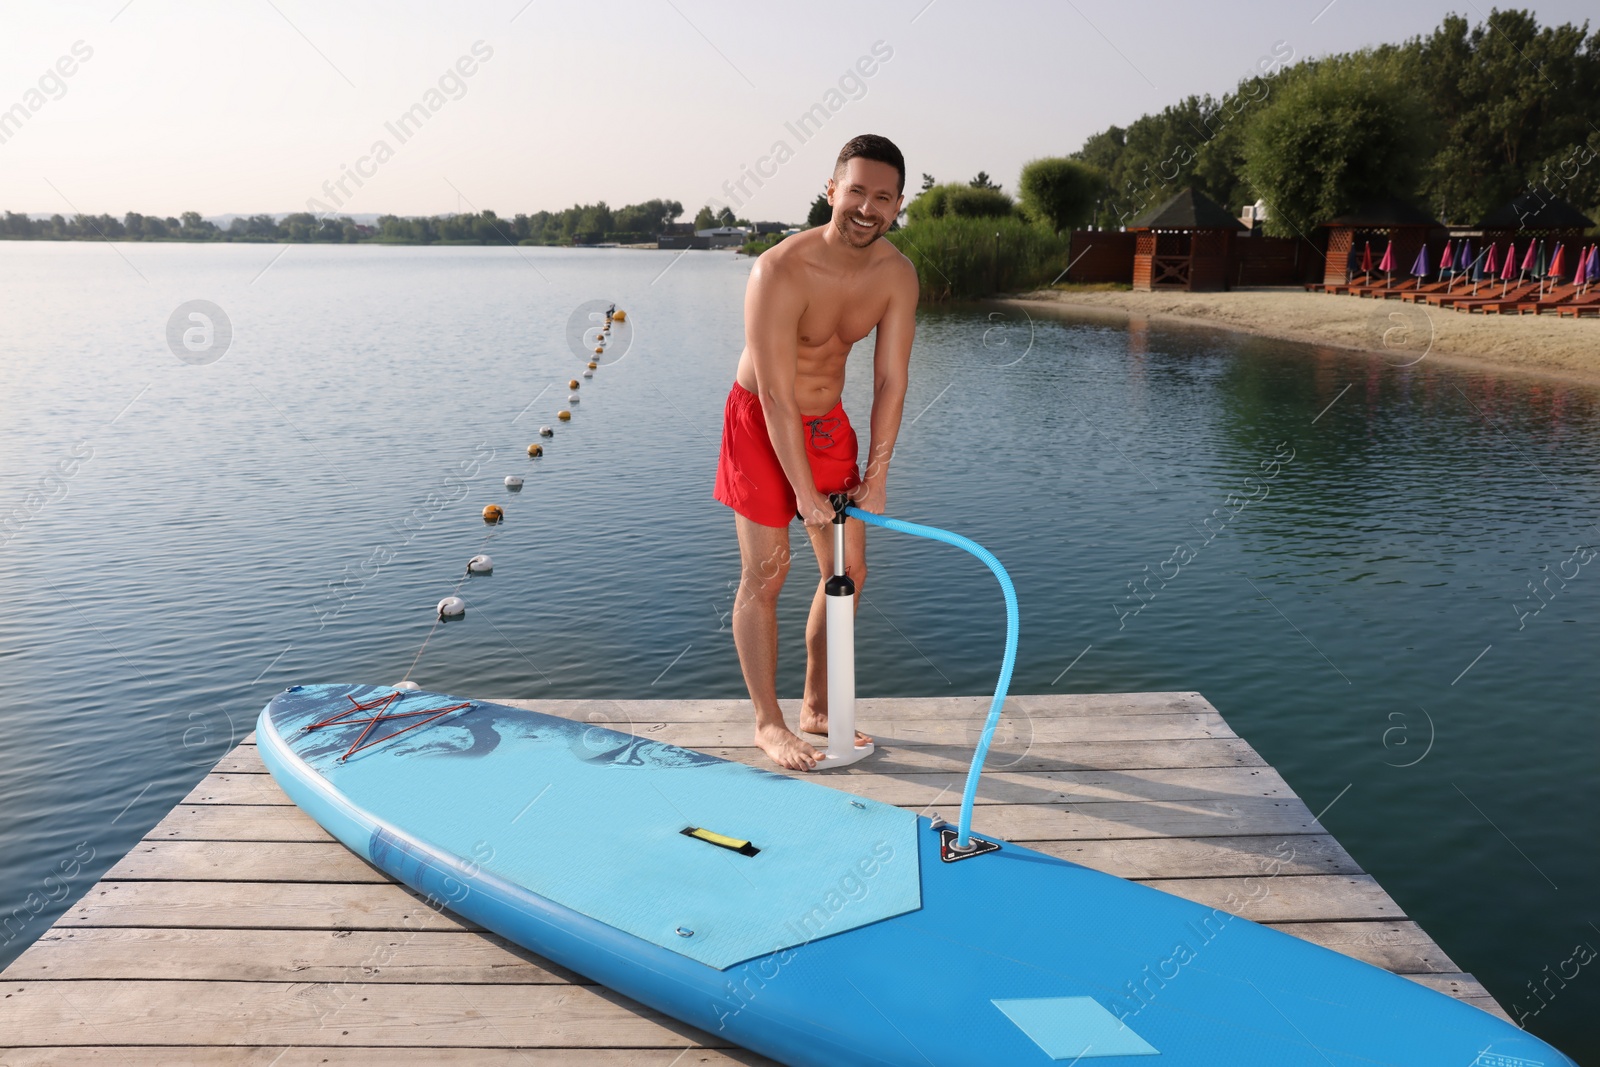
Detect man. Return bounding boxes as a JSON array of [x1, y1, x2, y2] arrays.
[[713, 134, 918, 771]]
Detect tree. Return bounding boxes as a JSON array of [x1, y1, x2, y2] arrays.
[[919, 173, 936, 193], [715, 206, 737, 227], [693, 205, 716, 229], [1242, 51, 1431, 237], [1018, 158, 1105, 233], [969, 171, 1001, 191], [806, 193, 831, 227], [1411, 10, 1600, 222]]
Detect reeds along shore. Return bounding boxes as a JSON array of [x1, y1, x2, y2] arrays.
[[887, 217, 1072, 301]]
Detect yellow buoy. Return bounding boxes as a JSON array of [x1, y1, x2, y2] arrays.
[[588, 361, 598, 370], [613, 309, 626, 322], [527, 443, 543, 457], [594, 346, 604, 355], [482, 504, 503, 523], [557, 410, 571, 422], [568, 379, 580, 390]]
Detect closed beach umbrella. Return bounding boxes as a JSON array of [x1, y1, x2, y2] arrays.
[[1519, 240, 1537, 277], [1571, 246, 1589, 292], [1438, 239, 1453, 278], [1360, 241, 1373, 275], [1501, 241, 1517, 296], [1535, 241, 1551, 294], [1378, 239, 1394, 286], [1475, 243, 1497, 293], [1451, 239, 1473, 291], [1410, 244, 1430, 279], [1588, 244, 1600, 286], [1547, 243, 1566, 282]]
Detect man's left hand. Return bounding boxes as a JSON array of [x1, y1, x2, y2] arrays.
[[849, 479, 886, 514]]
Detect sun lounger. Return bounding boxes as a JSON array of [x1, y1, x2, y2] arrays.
[[1435, 283, 1539, 310]]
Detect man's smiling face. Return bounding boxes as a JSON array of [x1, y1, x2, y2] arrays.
[[827, 157, 904, 247]]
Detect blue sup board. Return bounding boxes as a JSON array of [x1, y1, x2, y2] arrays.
[[258, 683, 1571, 1066]]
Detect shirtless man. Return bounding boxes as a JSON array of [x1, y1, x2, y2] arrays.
[[712, 134, 918, 771]]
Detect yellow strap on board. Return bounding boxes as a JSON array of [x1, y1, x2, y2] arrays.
[[688, 827, 750, 850]]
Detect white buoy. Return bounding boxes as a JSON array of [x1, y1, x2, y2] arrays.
[[539, 426, 554, 437], [582, 369, 594, 378], [504, 475, 524, 489], [392, 680, 420, 691], [569, 393, 580, 404], [437, 595, 466, 618], [467, 555, 493, 574]]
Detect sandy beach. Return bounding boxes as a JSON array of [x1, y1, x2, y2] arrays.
[[999, 286, 1600, 387]]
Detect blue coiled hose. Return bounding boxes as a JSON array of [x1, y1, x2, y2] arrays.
[[844, 505, 1018, 849]]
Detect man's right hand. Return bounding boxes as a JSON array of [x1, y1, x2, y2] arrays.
[[798, 489, 835, 528]]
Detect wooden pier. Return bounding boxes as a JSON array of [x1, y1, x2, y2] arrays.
[[0, 692, 1507, 1063]]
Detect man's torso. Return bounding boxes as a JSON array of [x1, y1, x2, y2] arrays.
[[734, 228, 903, 414]]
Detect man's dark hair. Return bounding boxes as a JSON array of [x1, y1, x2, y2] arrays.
[[834, 134, 906, 195]]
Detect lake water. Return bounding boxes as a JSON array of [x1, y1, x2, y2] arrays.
[[1, 242, 1596, 1060]]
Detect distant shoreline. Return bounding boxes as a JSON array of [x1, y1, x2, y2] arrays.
[[995, 287, 1600, 389], [0, 235, 667, 248]]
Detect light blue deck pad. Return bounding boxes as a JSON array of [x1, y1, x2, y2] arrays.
[[264, 684, 920, 968], [992, 997, 1159, 1059]]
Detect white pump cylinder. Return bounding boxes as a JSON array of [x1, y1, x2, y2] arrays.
[[818, 510, 873, 769]]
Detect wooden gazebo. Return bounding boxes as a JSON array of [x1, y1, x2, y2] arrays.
[[1129, 188, 1246, 292], [1477, 189, 1595, 247], [1320, 196, 1442, 288]]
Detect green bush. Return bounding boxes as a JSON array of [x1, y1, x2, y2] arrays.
[[1019, 157, 1105, 233], [887, 215, 1071, 301], [741, 233, 785, 256], [905, 182, 1016, 223]]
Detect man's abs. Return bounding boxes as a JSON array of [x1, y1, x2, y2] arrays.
[[733, 345, 849, 416]]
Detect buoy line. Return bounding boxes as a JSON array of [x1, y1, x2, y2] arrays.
[[398, 305, 628, 689]]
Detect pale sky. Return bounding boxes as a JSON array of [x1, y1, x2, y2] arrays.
[[2, 0, 1594, 223]]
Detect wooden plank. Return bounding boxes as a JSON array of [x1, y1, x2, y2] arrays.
[[490, 692, 1216, 722], [108, 841, 387, 883], [256, 710, 1228, 742], [964, 797, 1321, 841], [219, 736, 1271, 774], [4, 927, 583, 984], [144, 806, 334, 843], [1266, 920, 1460, 974], [184, 764, 1299, 808], [60, 882, 478, 932], [0, 980, 735, 1048], [596, 713, 1234, 748], [0, 1049, 774, 1066], [108, 831, 1357, 888], [147, 795, 1322, 844], [59, 873, 1397, 931], [1044, 834, 1360, 879], [1142, 874, 1404, 923]]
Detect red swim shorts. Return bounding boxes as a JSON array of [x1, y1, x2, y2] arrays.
[[714, 381, 861, 527]]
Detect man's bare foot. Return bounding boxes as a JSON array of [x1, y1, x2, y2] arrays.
[[755, 721, 822, 771], [799, 705, 872, 746]]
